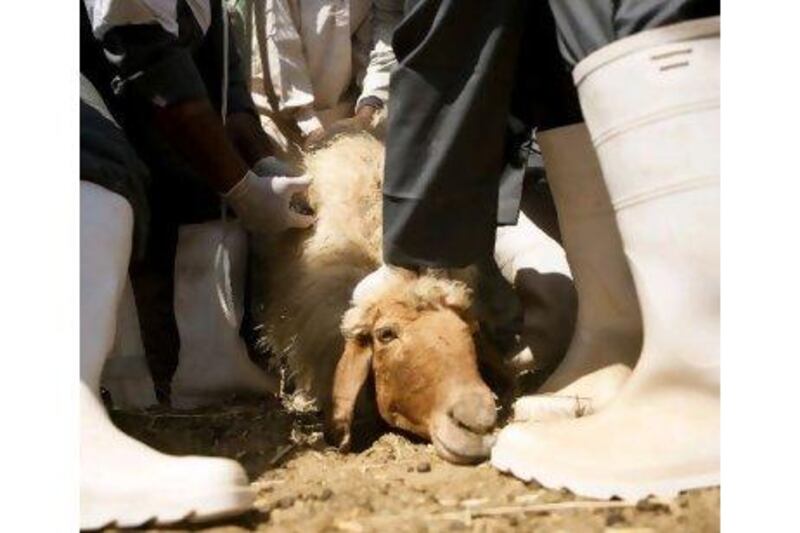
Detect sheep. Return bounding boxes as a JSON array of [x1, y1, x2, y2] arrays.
[[255, 133, 499, 463], [330, 270, 497, 463]]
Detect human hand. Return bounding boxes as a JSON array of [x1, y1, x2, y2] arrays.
[[303, 127, 328, 151], [223, 170, 315, 234], [304, 105, 380, 151]]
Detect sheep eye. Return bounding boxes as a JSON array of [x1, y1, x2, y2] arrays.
[[375, 327, 398, 344]]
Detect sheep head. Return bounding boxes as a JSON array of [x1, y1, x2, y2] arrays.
[[328, 273, 497, 464]]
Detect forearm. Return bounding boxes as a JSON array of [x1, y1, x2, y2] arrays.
[[153, 99, 248, 194], [225, 112, 275, 168], [86, 2, 264, 194], [355, 0, 401, 108]]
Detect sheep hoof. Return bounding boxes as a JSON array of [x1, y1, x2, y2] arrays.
[[324, 420, 352, 453]]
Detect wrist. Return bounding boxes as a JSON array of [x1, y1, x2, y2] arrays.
[[296, 106, 324, 136], [222, 168, 257, 200]]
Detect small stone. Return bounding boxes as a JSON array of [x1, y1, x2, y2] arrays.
[[416, 461, 432, 473], [635, 498, 671, 514], [605, 509, 627, 527], [359, 499, 375, 512], [319, 488, 334, 501], [277, 496, 296, 509], [460, 498, 488, 508]]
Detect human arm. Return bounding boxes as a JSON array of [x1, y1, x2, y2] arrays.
[[311, 0, 402, 145], [354, 0, 403, 112], [83, 0, 310, 231]]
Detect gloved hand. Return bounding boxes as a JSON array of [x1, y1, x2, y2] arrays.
[[352, 265, 416, 305], [223, 162, 315, 234]]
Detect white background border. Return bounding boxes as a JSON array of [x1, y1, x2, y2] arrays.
[[721, 1, 800, 531], [0, 0, 78, 529], [0, 1, 798, 530]]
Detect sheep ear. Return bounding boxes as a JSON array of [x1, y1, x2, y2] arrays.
[[326, 333, 372, 452]]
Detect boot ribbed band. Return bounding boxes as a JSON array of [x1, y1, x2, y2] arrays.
[[573, 16, 720, 86]]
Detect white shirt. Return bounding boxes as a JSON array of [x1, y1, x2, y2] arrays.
[[251, 0, 403, 134]]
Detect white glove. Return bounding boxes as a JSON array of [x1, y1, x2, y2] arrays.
[[352, 265, 416, 305], [223, 168, 314, 234]]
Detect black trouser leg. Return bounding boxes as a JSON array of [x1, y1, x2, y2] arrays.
[[383, 0, 526, 268], [129, 204, 180, 405]]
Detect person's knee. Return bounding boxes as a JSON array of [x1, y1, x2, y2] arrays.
[[80, 181, 135, 240]]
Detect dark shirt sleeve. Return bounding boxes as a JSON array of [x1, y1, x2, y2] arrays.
[[221, 6, 257, 117], [84, 0, 208, 107], [103, 26, 208, 107], [382, 0, 525, 269]]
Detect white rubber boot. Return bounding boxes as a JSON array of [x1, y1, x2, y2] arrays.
[[494, 212, 576, 375], [101, 279, 158, 409], [170, 220, 278, 409], [511, 123, 642, 423], [81, 181, 255, 528], [492, 17, 720, 500]]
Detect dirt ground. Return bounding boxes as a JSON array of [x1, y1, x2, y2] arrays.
[[107, 398, 720, 533]]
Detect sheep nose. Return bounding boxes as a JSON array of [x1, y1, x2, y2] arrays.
[[448, 390, 497, 435]]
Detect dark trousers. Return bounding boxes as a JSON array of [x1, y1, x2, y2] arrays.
[[384, 0, 719, 269], [128, 197, 182, 404], [549, 0, 721, 67], [80, 99, 186, 403]]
